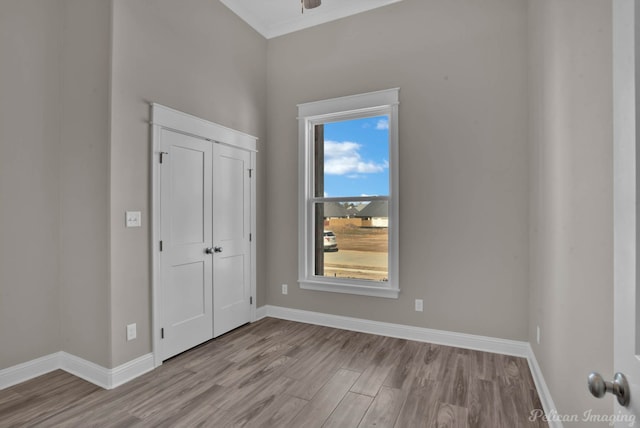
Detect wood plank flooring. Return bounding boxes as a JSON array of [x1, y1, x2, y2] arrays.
[[0, 318, 546, 427]]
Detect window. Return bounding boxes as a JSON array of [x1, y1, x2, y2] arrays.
[[298, 88, 399, 298]]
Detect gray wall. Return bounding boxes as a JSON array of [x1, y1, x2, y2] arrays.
[[59, 0, 111, 368], [265, 0, 530, 340], [0, 0, 112, 370], [110, 0, 267, 366], [528, 0, 614, 421], [0, 0, 63, 369]]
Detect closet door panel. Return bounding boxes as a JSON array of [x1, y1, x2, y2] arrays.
[[213, 143, 251, 337]]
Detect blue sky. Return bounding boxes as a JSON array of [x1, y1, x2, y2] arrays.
[[322, 115, 389, 198]]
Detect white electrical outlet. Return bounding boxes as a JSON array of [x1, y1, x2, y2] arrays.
[[282, 284, 288, 295], [127, 323, 137, 341], [415, 299, 423, 312], [536, 326, 540, 344], [125, 211, 142, 228]]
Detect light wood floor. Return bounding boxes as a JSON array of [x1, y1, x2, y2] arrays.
[[0, 318, 545, 427]]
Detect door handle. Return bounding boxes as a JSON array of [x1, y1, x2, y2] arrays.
[[205, 247, 222, 254], [214, 246, 223, 253], [205, 247, 214, 254], [588, 372, 630, 407]]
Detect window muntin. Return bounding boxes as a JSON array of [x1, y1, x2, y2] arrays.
[[298, 89, 399, 298]]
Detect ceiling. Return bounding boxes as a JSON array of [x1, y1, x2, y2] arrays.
[[219, 0, 404, 39]]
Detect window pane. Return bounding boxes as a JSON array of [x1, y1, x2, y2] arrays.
[[315, 116, 390, 198], [314, 201, 388, 282]]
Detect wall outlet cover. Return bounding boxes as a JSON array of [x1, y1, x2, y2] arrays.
[[127, 323, 137, 341], [125, 211, 142, 228]]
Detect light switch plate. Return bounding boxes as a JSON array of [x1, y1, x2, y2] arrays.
[[126, 211, 141, 228]]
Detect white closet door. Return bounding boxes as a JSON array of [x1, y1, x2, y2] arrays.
[[159, 129, 213, 360], [212, 143, 252, 337]]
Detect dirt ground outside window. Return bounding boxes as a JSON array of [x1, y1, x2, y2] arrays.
[[322, 223, 388, 282]]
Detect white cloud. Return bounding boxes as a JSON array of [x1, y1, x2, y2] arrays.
[[375, 119, 389, 130], [324, 141, 388, 176]]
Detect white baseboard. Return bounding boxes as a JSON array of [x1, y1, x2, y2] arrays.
[[259, 304, 556, 427], [0, 352, 154, 391], [0, 352, 62, 390], [526, 344, 560, 428], [260, 304, 529, 357], [109, 353, 155, 389], [255, 305, 268, 321], [60, 352, 110, 389]]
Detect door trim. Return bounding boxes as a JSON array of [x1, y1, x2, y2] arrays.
[[150, 103, 258, 367], [613, 0, 640, 419]]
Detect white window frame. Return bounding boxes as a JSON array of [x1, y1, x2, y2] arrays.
[[297, 88, 400, 299]]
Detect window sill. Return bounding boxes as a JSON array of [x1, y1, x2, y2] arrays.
[[298, 279, 400, 299]]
